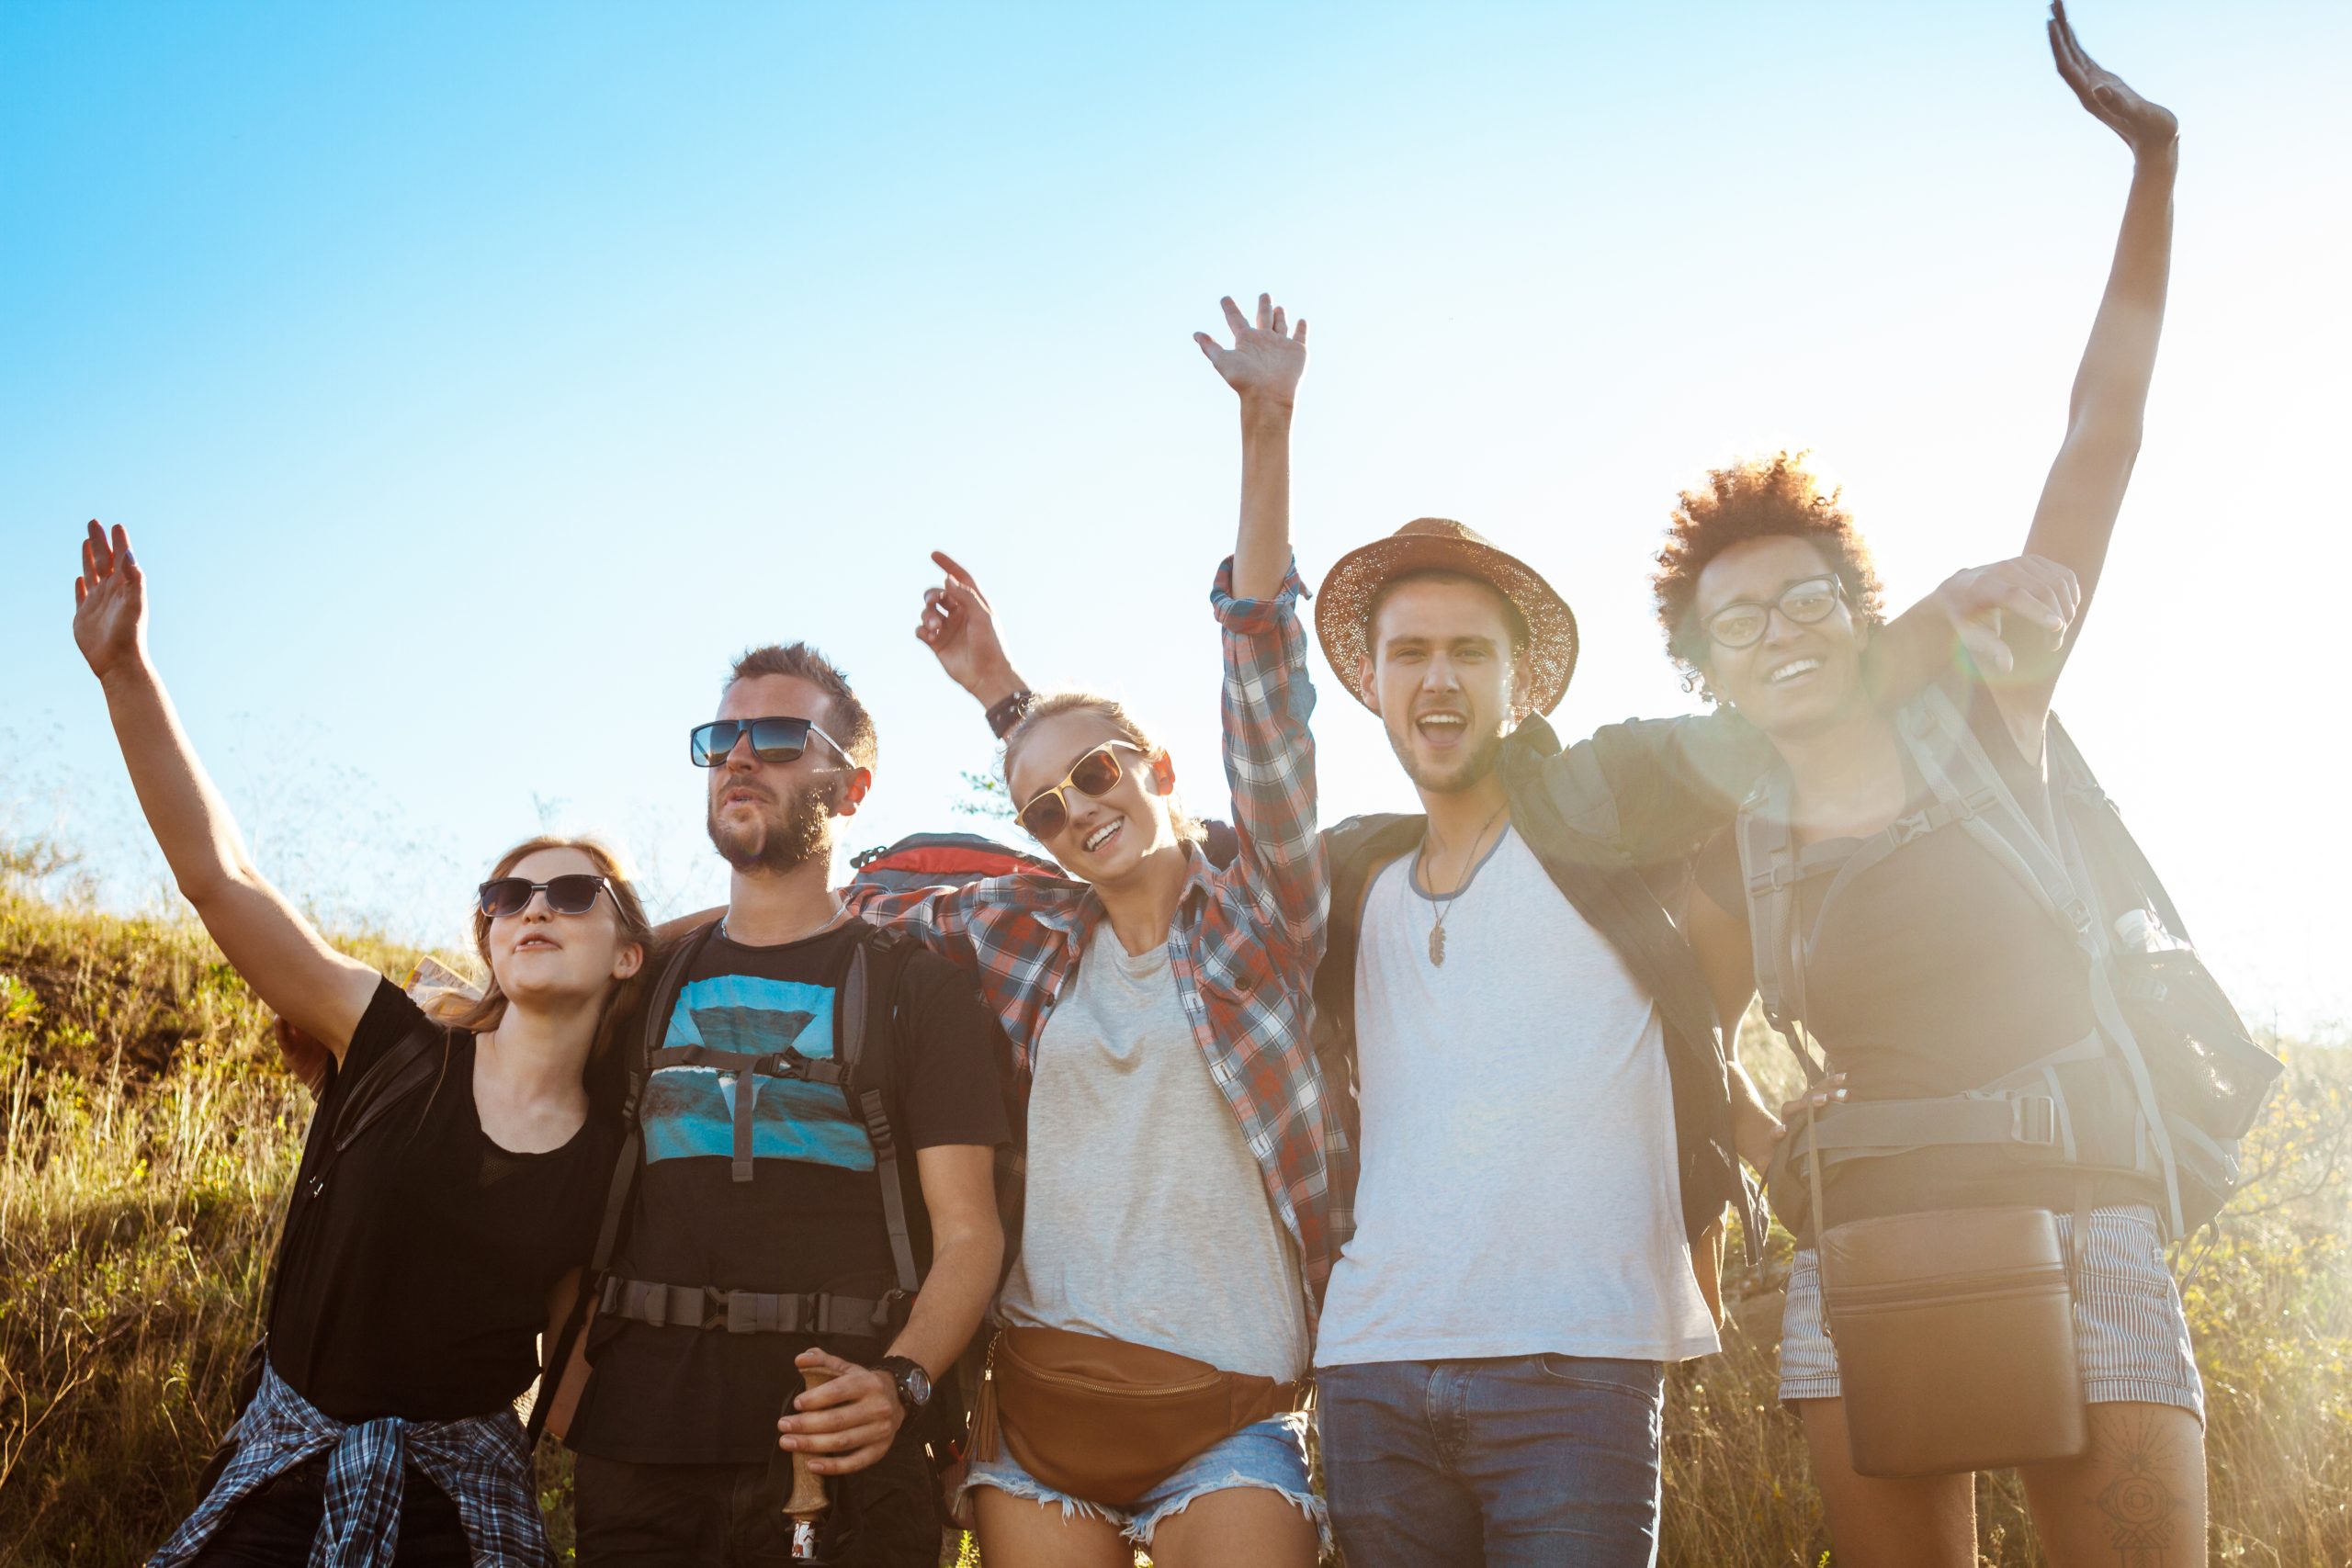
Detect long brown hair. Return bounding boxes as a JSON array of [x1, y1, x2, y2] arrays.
[[446, 837, 652, 1075]]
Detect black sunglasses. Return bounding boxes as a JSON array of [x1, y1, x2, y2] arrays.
[[689, 716, 854, 769], [478, 874, 616, 919], [1702, 575, 1847, 650]]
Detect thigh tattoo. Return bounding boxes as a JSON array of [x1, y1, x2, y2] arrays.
[[2090, 1410, 2187, 1566]]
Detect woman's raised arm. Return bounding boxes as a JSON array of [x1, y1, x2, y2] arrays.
[[73, 522, 380, 1055], [2011, 1, 2178, 709], [1193, 292, 1306, 600]]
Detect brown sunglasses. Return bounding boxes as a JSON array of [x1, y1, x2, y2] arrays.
[[1015, 741, 1152, 840]]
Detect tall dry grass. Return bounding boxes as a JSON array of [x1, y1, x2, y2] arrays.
[[3, 885, 2346, 1564]]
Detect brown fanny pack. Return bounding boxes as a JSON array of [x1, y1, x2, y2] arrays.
[[1796, 1105, 2088, 1478], [971, 1325, 1303, 1506]]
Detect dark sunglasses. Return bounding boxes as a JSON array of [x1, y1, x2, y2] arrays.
[[478, 874, 616, 919], [1015, 741, 1148, 840], [1702, 575, 1847, 650], [689, 716, 854, 769]]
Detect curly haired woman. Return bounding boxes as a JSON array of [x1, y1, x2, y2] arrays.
[[1655, 7, 2201, 1566]]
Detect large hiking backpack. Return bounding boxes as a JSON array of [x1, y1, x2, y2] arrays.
[[555, 831, 1047, 1482], [1738, 685, 2281, 1256]]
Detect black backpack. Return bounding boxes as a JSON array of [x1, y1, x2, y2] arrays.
[[1739, 686, 2282, 1258]]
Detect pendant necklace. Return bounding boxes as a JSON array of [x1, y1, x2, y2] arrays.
[[1420, 802, 1508, 967]]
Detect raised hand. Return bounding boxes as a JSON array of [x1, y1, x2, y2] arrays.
[[73, 520, 148, 682], [915, 550, 1026, 706], [1193, 292, 1307, 412], [2049, 0, 2176, 158]]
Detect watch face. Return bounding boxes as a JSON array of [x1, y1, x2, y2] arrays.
[[893, 1359, 933, 1410]]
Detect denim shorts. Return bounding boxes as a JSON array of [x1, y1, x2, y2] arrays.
[[958, 1410, 1329, 1551], [1779, 1204, 2205, 1421]]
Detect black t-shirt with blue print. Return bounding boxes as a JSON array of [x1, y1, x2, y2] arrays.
[[569, 920, 1012, 1464]]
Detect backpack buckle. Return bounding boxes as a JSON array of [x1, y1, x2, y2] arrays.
[[1886, 808, 1936, 848], [2011, 1097, 2057, 1147], [872, 1289, 912, 1335]]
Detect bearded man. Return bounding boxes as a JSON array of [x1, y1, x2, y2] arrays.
[[563, 643, 1010, 1568]]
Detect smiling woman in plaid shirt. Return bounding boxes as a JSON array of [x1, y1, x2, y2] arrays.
[[842, 293, 1334, 1568]]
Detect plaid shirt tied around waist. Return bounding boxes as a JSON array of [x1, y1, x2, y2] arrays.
[[844, 556, 1341, 1304], [149, 1359, 551, 1568]]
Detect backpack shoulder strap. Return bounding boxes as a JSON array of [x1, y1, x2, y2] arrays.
[[586, 921, 716, 1278], [841, 922, 925, 1303], [1733, 769, 1825, 1082], [326, 1017, 448, 1156], [529, 920, 715, 1449], [1897, 685, 2097, 956]]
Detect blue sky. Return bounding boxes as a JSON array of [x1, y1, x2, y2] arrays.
[[4, 2, 2347, 1032]]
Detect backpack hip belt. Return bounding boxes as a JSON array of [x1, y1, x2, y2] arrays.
[[597, 1276, 907, 1338]]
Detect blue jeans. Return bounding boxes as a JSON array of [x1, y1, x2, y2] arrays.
[[1317, 1356, 1665, 1568]]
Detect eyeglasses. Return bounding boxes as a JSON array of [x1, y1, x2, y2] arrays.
[[1014, 741, 1148, 840], [478, 874, 616, 919], [1702, 575, 1847, 650], [689, 716, 854, 769]]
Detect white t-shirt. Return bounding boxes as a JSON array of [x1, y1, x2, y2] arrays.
[[1315, 827, 1720, 1367], [998, 923, 1310, 1382]]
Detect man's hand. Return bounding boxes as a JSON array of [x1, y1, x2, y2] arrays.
[[274, 1015, 334, 1097], [1193, 292, 1306, 413], [1775, 1073, 1849, 1143], [916, 551, 1027, 708], [776, 1348, 906, 1476], [1930, 555, 2081, 676]]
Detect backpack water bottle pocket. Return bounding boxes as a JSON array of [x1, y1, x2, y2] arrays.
[[2111, 949, 2282, 1144], [1820, 1205, 2086, 1479]]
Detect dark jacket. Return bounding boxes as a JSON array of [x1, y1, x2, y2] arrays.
[[1311, 708, 1773, 1305]]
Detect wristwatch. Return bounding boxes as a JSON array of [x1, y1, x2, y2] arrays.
[[876, 1354, 933, 1416]]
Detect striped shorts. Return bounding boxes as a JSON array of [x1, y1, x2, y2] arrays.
[[1778, 1203, 2204, 1421]]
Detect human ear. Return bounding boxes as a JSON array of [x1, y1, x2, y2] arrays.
[[1149, 752, 1176, 795], [835, 768, 874, 817], [1357, 653, 1381, 716], [613, 942, 646, 982]]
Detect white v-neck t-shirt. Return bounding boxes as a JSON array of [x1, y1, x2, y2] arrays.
[[1315, 827, 1719, 1367]]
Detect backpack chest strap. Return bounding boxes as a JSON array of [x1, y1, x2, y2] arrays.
[[647, 1043, 851, 1183]]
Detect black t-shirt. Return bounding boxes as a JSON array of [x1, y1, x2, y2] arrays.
[[266, 980, 621, 1422], [568, 921, 1012, 1465], [1697, 671, 2143, 1226]]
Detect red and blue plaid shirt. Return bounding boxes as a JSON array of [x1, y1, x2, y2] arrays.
[[845, 557, 1340, 1303]]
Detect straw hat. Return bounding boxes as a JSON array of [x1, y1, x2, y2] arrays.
[[1315, 518, 1579, 716]]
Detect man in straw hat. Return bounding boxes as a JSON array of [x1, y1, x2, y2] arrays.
[[1303, 518, 2080, 1567]]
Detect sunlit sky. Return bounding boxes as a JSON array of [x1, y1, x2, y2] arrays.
[[4, 2, 2346, 1034]]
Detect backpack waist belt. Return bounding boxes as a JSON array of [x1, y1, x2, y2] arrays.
[[599, 1276, 902, 1337], [1799, 1093, 2059, 1154]]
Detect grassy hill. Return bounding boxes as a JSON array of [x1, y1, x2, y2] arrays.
[[3, 884, 2346, 1564]]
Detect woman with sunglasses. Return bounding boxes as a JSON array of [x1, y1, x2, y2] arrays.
[[842, 294, 1331, 1567], [1655, 11, 2202, 1565], [72, 519, 650, 1568]]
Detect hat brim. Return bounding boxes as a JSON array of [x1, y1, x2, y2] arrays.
[[1315, 534, 1578, 716]]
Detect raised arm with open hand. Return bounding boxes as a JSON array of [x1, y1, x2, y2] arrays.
[[73, 521, 380, 1055], [2004, 1, 2177, 717], [1194, 292, 1306, 600]]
